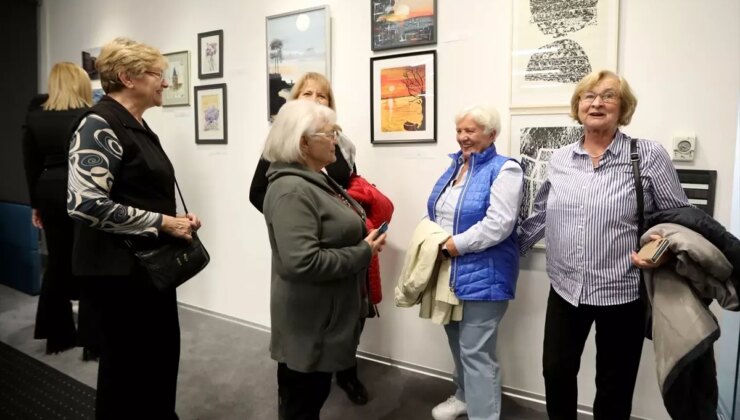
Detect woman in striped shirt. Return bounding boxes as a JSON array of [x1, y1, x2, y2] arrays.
[[519, 70, 689, 420]]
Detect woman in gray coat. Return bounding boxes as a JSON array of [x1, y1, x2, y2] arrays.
[[261, 99, 387, 420]]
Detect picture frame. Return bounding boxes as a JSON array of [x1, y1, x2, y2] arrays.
[[266, 5, 331, 120], [198, 30, 224, 79], [81, 47, 101, 80], [511, 113, 582, 247], [162, 50, 190, 107], [194, 83, 228, 144], [370, 50, 436, 145], [371, 0, 437, 51], [510, 0, 620, 108]]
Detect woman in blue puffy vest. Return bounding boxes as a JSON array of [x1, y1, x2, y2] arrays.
[[427, 105, 523, 420]]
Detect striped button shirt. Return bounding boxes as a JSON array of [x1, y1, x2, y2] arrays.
[[519, 131, 690, 306]]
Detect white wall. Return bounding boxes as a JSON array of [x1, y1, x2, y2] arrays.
[[39, 1, 740, 419]]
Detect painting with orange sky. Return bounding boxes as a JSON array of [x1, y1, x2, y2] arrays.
[[380, 64, 426, 132], [372, 0, 436, 51], [371, 50, 436, 144]]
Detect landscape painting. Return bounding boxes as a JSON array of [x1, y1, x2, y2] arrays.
[[266, 6, 330, 120], [371, 0, 437, 51], [371, 50, 436, 144]]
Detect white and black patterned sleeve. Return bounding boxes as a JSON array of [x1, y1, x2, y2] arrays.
[[67, 114, 162, 237]]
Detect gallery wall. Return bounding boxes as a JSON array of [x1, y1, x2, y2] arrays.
[[38, 1, 739, 419]]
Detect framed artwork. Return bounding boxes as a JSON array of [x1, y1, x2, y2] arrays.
[[266, 5, 331, 120], [81, 47, 101, 80], [162, 51, 190, 107], [511, 0, 620, 108], [511, 114, 582, 247], [371, 0, 437, 51], [198, 30, 224, 79], [370, 50, 436, 145], [194, 84, 227, 144]]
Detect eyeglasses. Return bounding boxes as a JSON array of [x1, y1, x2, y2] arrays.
[[144, 70, 165, 80], [311, 131, 338, 140], [580, 90, 619, 104]]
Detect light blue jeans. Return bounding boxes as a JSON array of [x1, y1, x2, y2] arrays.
[[444, 300, 509, 420]]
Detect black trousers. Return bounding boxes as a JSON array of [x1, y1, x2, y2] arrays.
[[33, 175, 78, 349], [91, 272, 180, 420], [543, 288, 645, 420], [277, 363, 332, 420]]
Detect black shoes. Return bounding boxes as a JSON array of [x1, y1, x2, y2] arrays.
[[337, 377, 369, 405]]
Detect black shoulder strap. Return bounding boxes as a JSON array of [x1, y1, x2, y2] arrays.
[[631, 138, 644, 248]]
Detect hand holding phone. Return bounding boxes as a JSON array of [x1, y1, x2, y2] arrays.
[[637, 238, 670, 263]]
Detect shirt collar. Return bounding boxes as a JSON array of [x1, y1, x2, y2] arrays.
[[572, 129, 625, 158]]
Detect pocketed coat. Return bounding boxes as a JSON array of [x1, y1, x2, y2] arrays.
[[263, 162, 372, 373]]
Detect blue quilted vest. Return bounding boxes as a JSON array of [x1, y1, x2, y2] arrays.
[[427, 145, 519, 301]]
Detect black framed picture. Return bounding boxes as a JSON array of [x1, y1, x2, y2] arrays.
[[194, 83, 227, 144], [197, 30, 224, 79], [370, 50, 436, 144], [371, 0, 437, 51]]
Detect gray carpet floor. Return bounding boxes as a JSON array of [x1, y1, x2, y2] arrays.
[[0, 283, 565, 420]]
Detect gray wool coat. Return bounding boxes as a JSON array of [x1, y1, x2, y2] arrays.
[[263, 162, 372, 373]]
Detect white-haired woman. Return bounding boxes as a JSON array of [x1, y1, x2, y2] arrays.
[[261, 99, 386, 419], [427, 105, 523, 420]]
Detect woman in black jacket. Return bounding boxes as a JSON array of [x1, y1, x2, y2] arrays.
[[22, 62, 97, 357], [67, 38, 202, 420]]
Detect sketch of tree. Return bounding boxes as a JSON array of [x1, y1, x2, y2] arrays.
[[400, 64, 426, 130], [269, 39, 284, 74]]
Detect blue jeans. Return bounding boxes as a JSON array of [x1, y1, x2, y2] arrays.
[[444, 300, 509, 420]]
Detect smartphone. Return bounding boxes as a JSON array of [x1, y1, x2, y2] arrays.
[[376, 221, 389, 235], [637, 238, 670, 263]]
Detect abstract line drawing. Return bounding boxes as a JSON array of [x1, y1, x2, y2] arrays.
[[511, 114, 583, 227], [529, 0, 598, 38], [524, 39, 592, 83]]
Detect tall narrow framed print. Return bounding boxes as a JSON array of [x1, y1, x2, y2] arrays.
[[371, 0, 437, 51], [198, 30, 224, 79], [370, 50, 436, 144], [511, 0, 619, 108], [162, 51, 190, 107], [194, 84, 227, 145], [510, 114, 582, 247], [266, 5, 331, 120]]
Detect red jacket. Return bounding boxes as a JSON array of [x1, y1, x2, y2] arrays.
[[346, 174, 394, 304]]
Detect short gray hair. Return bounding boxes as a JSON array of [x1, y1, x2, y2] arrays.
[[262, 100, 337, 163], [454, 105, 501, 139]]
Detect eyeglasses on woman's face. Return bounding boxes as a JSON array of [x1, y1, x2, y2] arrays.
[[144, 70, 165, 80], [580, 90, 620, 105], [310, 130, 338, 141]]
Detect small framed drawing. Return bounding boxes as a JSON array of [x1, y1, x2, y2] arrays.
[[371, 0, 437, 51], [198, 30, 224, 79], [511, 0, 620, 108], [511, 113, 582, 247], [81, 47, 101, 80], [194, 84, 227, 144], [370, 50, 436, 145], [162, 51, 190, 107], [266, 5, 331, 120]]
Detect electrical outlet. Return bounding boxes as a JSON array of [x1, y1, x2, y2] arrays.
[[672, 134, 696, 161]]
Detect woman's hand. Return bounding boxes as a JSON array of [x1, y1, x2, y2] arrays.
[[180, 213, 202, 231], [161, 214, 200, 241], [630, 234, 671, 269], [31, 208, 43, 229], [364, 229, 387, 255]]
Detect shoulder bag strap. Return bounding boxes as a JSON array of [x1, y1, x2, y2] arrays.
[[174, 179, 189, 215], [631, 138, 644, 246]]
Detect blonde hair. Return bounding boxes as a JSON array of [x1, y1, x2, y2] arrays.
[[96, 37, 166, 93], [262, 99, 337, 163], [42, 62, 92, 111], [289, 72, 336, 111], [570, 70, 638, 126]]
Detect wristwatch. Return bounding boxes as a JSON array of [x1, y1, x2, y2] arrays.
[[441, 247, 452, 259]]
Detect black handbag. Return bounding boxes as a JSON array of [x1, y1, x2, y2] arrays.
[[127, 180, 210, 291]]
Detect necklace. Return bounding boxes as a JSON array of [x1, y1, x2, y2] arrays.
[[589, 151, 605, 159]]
